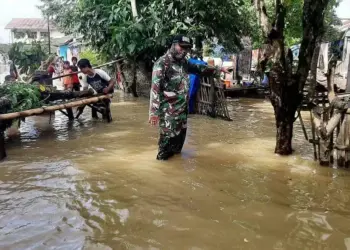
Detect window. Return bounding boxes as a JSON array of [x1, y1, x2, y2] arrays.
[[40, 32, 49, 38], [27, 32, 37, 39], [13, 31, 25, 39]]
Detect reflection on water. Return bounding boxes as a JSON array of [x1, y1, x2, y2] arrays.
[[1, 92, 350, 249]]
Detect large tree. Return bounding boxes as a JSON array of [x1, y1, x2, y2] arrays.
[[249, 0, 341, 48], [253, 0, 331, 155]]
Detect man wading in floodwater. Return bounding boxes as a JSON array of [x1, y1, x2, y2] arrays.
[[149, 35, 230, 160], [77, 58, 115, 120]]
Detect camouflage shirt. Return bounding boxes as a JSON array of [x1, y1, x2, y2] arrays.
[[149, 53, 208, 118]]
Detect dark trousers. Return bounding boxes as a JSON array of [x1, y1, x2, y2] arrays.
[[157, 128, 187, 160], [73, 83, 81, 91], [92, 99, 111, 120]]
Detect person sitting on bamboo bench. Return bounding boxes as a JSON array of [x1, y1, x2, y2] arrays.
[[77, 58, 115, 120]]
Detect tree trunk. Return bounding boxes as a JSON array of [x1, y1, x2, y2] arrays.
[[116, 61, 126, 91], [309, 41, 321, 100], [0, 121, 6, 160], [296, 0, 330, 92], [130, 60, 138, 97], [268, 47, 299, 155], [270, 71, 298, 155], [253, 0, 330, 158], [0, 130, 6, 160], [136, 60, 152, 97], [275, 112, 294, 154], [195, 36, 203, 52]]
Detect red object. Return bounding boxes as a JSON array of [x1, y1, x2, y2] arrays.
[[48, 65, 55, 74], [71, 72, 79, 84], [70, 65, 80, 84]]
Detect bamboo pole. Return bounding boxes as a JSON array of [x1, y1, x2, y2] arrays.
[[326, 61, 336, 103], [0, 95, 112, 121], [47, 60, 123, 81], [310, 111, 318, 160]]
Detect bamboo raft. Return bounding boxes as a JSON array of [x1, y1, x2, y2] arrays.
[[0, 94, 112, 120], [0, 59, 122, 160], [0, 94, 113, 160]]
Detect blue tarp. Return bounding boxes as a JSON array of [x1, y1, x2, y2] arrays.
[[59, 45, 68, 61], [261, 74, 269, 86], [188, 58, 207, 113]]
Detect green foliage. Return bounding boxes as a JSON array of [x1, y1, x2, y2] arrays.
[[0, 83, 42, 114], [283, 0, 340, 46], [203, 43, 214, 57], [39, 0, 251, 62], [322, 4, 342, 42], [8, 42, 48, 75], [79, 48, 104, 66], [249, 0, 341, 47]]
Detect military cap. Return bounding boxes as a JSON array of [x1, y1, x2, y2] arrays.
[[172, 35, 193, 48]]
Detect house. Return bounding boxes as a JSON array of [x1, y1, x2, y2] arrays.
[[5, 18, 65, 44], [340, 18, 350, 33], [51, 36, 84, 63]]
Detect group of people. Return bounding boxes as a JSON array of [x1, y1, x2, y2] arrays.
[[47, 57, 114, 95], [47, 56, 80, 91]]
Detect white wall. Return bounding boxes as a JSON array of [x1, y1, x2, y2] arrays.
[[10, 29, 65, 44], [50, 30, 65, 39]]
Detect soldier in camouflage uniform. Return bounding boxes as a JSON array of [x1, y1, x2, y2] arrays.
[[149, 35, 229, 160]]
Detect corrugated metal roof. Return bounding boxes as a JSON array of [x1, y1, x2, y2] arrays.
[[5, 18, 57, 31], [340, 19, 350, 32], [51, 36, 74, 47]]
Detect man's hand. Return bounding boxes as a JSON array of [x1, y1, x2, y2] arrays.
[[149, 115, 159, 126], [221, 67, 231, 74], [103, 87, 110, 94]]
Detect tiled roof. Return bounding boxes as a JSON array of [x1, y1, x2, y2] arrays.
[[4, 18, 57, 31]]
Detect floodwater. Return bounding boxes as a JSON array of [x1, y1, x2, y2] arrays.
[[1, 92, 350, 250]]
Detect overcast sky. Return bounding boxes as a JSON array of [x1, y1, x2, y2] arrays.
[[0, 0, 350, 43]]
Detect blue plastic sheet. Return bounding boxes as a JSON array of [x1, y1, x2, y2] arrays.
[[188, 58, 207, 113]]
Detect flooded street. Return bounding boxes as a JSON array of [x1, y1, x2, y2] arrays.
[[1, 93, 350, 250]]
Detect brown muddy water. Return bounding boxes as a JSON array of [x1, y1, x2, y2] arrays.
[[1, 92, 350, 250]]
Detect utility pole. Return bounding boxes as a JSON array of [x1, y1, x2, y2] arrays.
[[130, 0, 138, 18], [48, 15, 51, 54]]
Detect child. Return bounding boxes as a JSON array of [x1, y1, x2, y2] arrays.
[[71, 57, 81, 91], [62, 61, 73, 90]]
